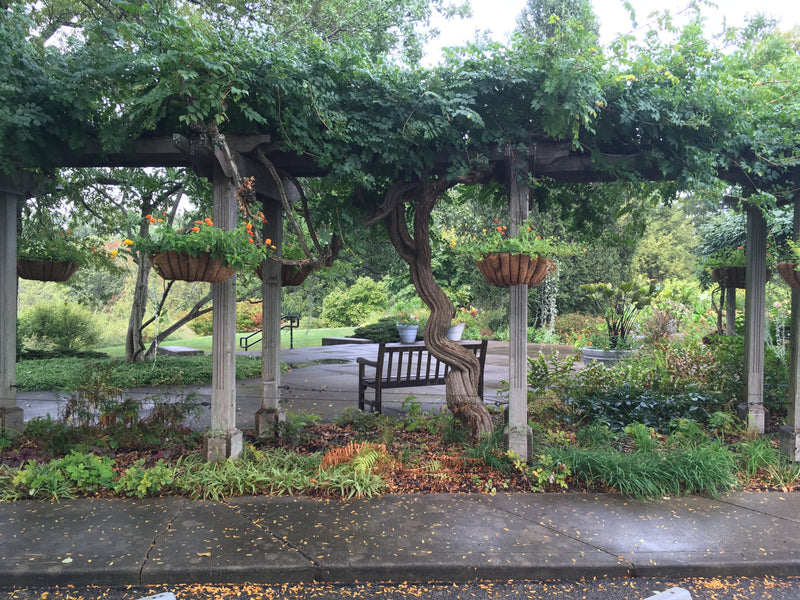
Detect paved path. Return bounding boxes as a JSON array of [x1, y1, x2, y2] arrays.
[[1, 492, 799, 586]]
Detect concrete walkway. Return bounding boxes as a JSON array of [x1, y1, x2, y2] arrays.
[[6, 342, 800, 586], [1, 492, 798, 586]]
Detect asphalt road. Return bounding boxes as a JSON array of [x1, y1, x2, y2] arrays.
[[3, 577, 800, 600]]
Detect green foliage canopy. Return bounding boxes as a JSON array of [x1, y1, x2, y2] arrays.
[[1, 0, 798, 211]]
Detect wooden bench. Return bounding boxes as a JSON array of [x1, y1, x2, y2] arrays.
[[357, 340, 488, 414]]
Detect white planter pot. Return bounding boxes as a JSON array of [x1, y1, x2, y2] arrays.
[[580, 347, 634, 368], [397, 324, 419, 344], [446, 323, 465, 341]]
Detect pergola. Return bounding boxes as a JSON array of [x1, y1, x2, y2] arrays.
[[2, 133, 799, 462]]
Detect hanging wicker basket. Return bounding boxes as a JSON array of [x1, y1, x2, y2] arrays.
[[150, 250, 235, 283], [711, 266, 746, 289], [711, 266, 771, 289], [17, 259, 79, 282], [777, 262, 800, 289], [475, 253, 555, 288], [256, 262, 314, 286]]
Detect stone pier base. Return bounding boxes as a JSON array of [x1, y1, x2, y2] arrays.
[[255, 407, 285, 438], [0, 407, 23, 434], [203, 428, 243, 461], [778, 425, 800, 462]]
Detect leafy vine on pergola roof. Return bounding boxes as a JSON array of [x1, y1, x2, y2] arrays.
[[3, 1, 798, 203]]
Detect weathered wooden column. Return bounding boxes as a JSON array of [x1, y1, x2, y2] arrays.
[[0, 188, 23, 433], [203, 161, 243, 460], [744, 204, 767, 433], [725, 287, 737, 335], [780, 193, 800, 460], [255, 199, 284, 435], [506, 150, 530, 462]]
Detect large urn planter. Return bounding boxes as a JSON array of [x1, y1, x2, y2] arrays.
[[475, 254, 555, 288], [17, 259, 79, 282], [397, 324, 419, 344], [581, 347, 634, 368], [777, 263, 800, 289], [150, 250, 235, 283], [447, 322, 465, 341]]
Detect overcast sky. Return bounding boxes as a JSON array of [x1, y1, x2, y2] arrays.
[[424, 0, 800, 63]]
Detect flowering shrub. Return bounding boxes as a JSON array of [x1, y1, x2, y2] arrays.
[[126, 215, 275, 271], [459, 218, 576, 261]]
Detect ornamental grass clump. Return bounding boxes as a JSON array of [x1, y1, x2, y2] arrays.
[[126, 214, 276, 271]]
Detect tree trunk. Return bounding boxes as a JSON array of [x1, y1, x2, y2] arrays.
[[125, 255, 151, 362], [378, 180, 493, 439]]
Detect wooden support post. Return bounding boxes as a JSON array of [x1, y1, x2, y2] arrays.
[[255, 198, 284, 436], [506, 151, 531, 462], [744, 205, 767, 434], [203, 161, 242, 461], [725, 287, 736, 335], [780, 194, 800, 460], [0, 190, 23, 433]]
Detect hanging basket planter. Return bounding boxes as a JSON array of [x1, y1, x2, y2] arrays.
[[711, 266, 771, 289], [711, 266, 746, 289], [17, 259, 79, 282], [475, 254, 555, 288], [777, 262, 800, 289], [150, 250, 235, 283], [256, 262, 314, 286]]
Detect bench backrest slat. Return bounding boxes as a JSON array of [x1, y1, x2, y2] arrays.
[[372, 340, 487, 385]]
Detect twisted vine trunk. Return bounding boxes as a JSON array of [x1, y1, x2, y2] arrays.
[[377, 179, 493, 439]]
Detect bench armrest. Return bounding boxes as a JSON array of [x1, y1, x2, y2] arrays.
[[356, 357, 378, 368]]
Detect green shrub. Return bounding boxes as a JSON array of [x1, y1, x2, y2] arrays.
[[352, 318, 401, 343], [115, 459, 176, 498], [188, 300, 263, 335], [9, 459, 75, 500], [58, 450, 116, 490], [564, 386, 725, 432], [554, 312, 603, 344], [18, 301, 99, 351], [321, 277, 389, 327]]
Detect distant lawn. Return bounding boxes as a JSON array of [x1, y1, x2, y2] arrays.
[[96, 327, 356, 358]]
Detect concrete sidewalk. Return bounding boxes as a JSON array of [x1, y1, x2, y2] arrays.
[[7, 342, 800, 587], [1, 492, 798, 586]]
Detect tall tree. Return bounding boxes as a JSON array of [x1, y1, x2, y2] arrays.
[[516, 0, 599, 44]]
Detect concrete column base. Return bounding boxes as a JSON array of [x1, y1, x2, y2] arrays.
[[255, 407, 285, 438], [747, 404, 766, 434], [0, 406, 23, 434], [504, 425, 533, 462], [203, 428, 243, 461], [778, 425, 800, 462]]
